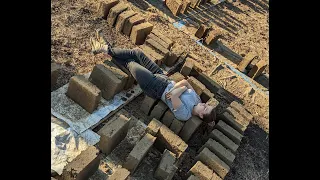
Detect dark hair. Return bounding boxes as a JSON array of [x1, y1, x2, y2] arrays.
[[202, 108, 216, 123]]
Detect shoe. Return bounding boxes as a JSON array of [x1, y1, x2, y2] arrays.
[[90, 37, 108, 55]]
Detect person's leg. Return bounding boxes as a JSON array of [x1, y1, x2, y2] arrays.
[[108, 47, 164, 75]]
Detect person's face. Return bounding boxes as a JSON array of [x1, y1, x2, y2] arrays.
[[195, 103, 214, 119]]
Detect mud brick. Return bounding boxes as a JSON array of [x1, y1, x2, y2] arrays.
[[195, 24, 209, 38], [230, 101, 253, 122], [124, 133, 156, 172], [209, 129, 238, 154], [139, 45, 165, 65], [220, 111, 245, 134], [170, 119, 185, 134], [97, 112, 131, 154], [196, 147, 230, 179], [166, 0, 183, 16], [162, 110, 175, 127], [147, 118, 163, 136], [115, 10, 137, 32], [167, 43, 186, 67], [98, 0, 119, 19], [188, 161, 221, 180], [206, 97, 219, 109], [192, 61, 206, 76], [200, 88, 214, 103], [145, 38, 170, 58], [151, 29, 174, 49], [205, 29, 222, 45], [123, 14, 145, 36], [169, 72, 185, 83], [61, 146, 100, 180], [180, 57, 194, 77], [147, 33, 171, 50], [150, 101, 168, 120], [248, 60, 267, 79], [217, 88, 237, 103], [110, 58, 134, 90], [187, 175, 199, 180], [66, 75, 101, 113], [180, 0, 191, 14], [130, 22, 154, 45], [154, 149, 178, 180], [199, 139, 235, 166], [157, 125, 188, 158], [51, 63, 60, 88], [108, 168, 130, 180], [141, 95, 158, 115], [237, 52, 258, 73], [179, 116, 202, 142], [187, 76, 206, 95], [107, 2, 128, 26], [224, 107, 249, 130], [89, 62, 128, 100], [216, 120, 243, 145], [190, 0, 200, 8], [197, 72, 222, 93]]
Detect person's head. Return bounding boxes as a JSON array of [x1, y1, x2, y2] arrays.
[[193, 103, 216, 123]]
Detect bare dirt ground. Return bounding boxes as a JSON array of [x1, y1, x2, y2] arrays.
[[52, 0, 269, 179]]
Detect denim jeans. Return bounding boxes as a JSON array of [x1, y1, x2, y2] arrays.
[[108, 47, 169, 99]]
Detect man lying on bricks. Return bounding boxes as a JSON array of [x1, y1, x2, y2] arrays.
[[90, 29, 216, 125]]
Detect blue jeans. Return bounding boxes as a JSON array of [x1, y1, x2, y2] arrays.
[[108, 47, 169, 99]]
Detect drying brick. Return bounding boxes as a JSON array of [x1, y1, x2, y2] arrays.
[[170, 118, 185, 134], [200, 88, 214, 103], [237, 52, 257, 73], [197, 72, 222, 93], [123, 14, 145, 36], [139, 44, 165, 66], [97, 112, 131, 154], [150, 101, 168, 120], [110, 58, 135, 90], [147, 118, 163, 136], [195, 24, 209, 38], [147, 33, 171, 50], [166, 0, 183, 16], [115, 10, 137, 32], [124, 133, 156, 172], [205, 29, 222, 45], [107, 2, 128, 26], [196, 147, 230, 179], [180, 0, 191, 14], [209, 129, 238, 154], [248, 60, 267, 79], [220, 111, 246, 134], [230, 101, 253, 122], [179, 116, 202, 142], [108, 168, 130, 180], [188, 161, 221, 180], [199, 138, 235, 166], [180, 57, 194, 77], [154, 149, 178, 180], [162, 110, 175, 127], [216, 120, 243, 145], [98, 0, 119, 19], [61, 146, 100, 180], [145, 38, 169, 58], [169, 72, 185, 83], [187, 76, 206, 95], [130, 22, 154, 45], [66, 75, 101, 113], [89, 62, 128, 100], [151, 29, 174, 49], [167, 43, 186, 67], [141, 95, 158, 115]]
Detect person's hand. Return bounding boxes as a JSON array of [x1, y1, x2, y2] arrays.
[[165, 92, 172, 99]]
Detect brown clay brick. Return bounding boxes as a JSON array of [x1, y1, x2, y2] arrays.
[[188, 161, 221, 180], [66, 75, 101, 113], [151, 29, 174, 49], [140, 95, 158, 115], [166, 0, 183, 16], [110, 58, 135, 90], [187, 76, 206, 95], [206, 97, 219, 109], [122, 14, 145, 36], [205, 29, 222, 45], [108, 168, 130, 180], [150, 101, 168, 120], [197, 72, 222, 93], [147, 118, 163, 136], [230, 101, 253, 122], [200, 88, 214, 103], [145, 38, 169, 58], [115, 10, 137, 32], [216, 120, 243, 145], [179, 116, 202, 142], [167, 43, 186, 67], [169, 72, 185, 83], [220, 111, 246, 134], [248, 60, 267, 79], [98, 0, 119, 19], [154, 149, 178, 180], [209, 129, 239, 154], [130, 22, 154, 45], [195, 24, 209, 38], [180, 0, 191, 14], [139, 45, 165, 66], [170, 118, 185, 134], [162, 110, 175, 127], [237, 52, 258, 73], [107, 2, 128, 26], [147, 33, 171, 50]]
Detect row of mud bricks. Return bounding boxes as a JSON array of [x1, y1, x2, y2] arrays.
[[166, 0, 222, 16], [140, 56, 254, 179], [52, 106, 189, 180]]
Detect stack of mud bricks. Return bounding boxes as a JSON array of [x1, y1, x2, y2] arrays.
[[165, 0, 192, 16], [145, 118, 189, 179], [187, 101, 254, 179], [237, 52, 267, 79], [58, 146, 101, 180], [98, 0, 154, 45], [139, 29, 175, 66]]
